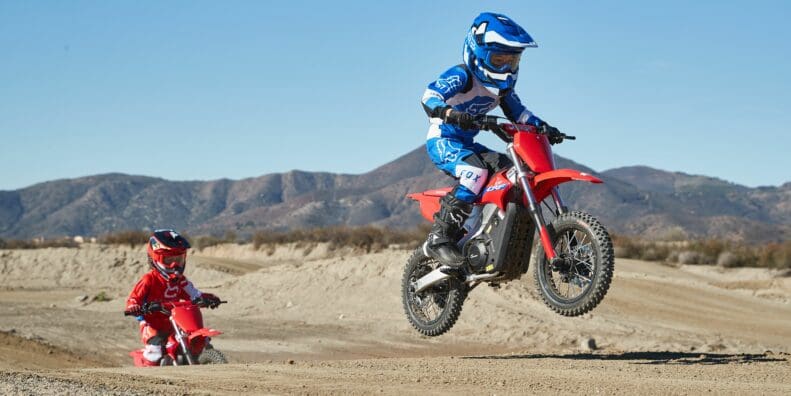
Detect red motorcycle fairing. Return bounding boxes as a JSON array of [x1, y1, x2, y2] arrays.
[[171, 304, 203, 332], [406, 188, 450, 222], [478, 168, 515, 209], [407, 170, 518, 223], [505, 124, 555, 173]]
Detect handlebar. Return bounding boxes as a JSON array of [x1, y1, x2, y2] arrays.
[[124, 300, 227, 316], [472, 115, 576, 143]]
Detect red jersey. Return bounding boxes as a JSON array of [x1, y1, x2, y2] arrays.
[[126, 270, 203, 330]]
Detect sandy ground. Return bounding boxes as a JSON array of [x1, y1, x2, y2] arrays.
[[0, 243, 790, 394]]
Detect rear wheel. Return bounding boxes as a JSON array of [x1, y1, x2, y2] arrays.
[[533, 211, 614, 316], [402, 249, 467, 336]]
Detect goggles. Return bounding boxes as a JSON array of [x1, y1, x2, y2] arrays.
[[158, 254, 186, 270], [487, 52, 521, 72]]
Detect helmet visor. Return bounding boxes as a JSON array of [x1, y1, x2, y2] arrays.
[[487, 52, 521, 72]]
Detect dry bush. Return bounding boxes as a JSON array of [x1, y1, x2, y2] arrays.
[[614, 234, 790, 269], [0, 238, 78, 249], [191, 235, 225, 251], [612, 234, 673, 262], [717, 251, 739, 268], [677, 251, 706, 264], [99, 230, 150, 248], [252, 224, 431, 253], [756, 241, 791, 269]]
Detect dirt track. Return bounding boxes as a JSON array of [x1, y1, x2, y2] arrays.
[[1, 244, 790, 394]]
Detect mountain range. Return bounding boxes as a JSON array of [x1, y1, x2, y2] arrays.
[[1, 147, 789, 242]]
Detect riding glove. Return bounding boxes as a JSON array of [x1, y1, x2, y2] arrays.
[[125, 303, 142, 316], [543, 124, 564, 145], [443, 109, 476, 130]]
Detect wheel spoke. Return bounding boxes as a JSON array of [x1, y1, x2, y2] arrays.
[[544, 226, 598, 300], [409, 259, 452, 323]]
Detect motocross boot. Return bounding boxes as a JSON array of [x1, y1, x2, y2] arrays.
[[423, 193, 472, 268]]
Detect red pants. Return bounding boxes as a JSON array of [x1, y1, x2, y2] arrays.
[[138, 321, 173, 366]]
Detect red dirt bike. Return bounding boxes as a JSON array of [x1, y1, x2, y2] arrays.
[[125, 300, 228, 366], [402, 116, 614, 336]]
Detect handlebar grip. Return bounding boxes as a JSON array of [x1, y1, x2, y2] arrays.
[[564, 135, 576, 140]]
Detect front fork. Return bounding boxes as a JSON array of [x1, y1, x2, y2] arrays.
[[170, 316, 195, 365], [506, 144, 560, 261]]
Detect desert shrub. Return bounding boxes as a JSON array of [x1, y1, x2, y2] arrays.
[[0, 238, 78, 249], [99, 230, 150, 248], [612, 235, 641, 259], [717, 251, 739, 268], [612, 234, 673, 262], [92, 291, 112, 302], [613, 234, 790, 269], [641, 245, 671, 262], [686, 240, 727, 261], [755, 241, 791, 269], [677, 250, 706, 264], [191, 235, 225, 251], [252, 224, 431, 253]]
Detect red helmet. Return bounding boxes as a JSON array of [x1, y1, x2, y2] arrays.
[[147, 229, 191, 282]]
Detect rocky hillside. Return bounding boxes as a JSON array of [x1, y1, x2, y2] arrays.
[[1, 148, 789, 242]]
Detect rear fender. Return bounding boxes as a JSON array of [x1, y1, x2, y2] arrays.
[[531, 169, 603, 202], [406, 188, 452, 222]]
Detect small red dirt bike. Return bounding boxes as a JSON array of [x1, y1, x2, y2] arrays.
[[402, 116, 614, 336], [126, 300, 228, 366]]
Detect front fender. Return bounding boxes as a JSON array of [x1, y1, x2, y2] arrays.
[[187, 328, 223, 342], [531, 169, 603, 202]]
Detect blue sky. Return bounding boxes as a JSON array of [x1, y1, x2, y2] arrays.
[[1, 0, 789, 190]]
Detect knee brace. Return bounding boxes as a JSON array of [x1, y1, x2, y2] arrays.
[[142, 344, 163, 365], [454, 164, 488, 197]]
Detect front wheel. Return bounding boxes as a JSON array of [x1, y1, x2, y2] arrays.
[[402, 249, 467, 336], [533, 211, 614, 316], [198, 345, 228, 364]]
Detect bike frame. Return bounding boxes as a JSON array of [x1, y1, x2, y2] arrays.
[[408, 123, 602, 262]]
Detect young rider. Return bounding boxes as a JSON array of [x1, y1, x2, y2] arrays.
[[421, 12, 564, 268], [124, 229, 222, 366]]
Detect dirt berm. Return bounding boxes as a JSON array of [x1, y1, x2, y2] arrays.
[[0, 243, 789, 394]]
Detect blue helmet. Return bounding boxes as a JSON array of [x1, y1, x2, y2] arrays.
[[463, 12, 537, 91]]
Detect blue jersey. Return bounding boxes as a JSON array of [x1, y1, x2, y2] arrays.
[[421, 64, 542, 145]]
